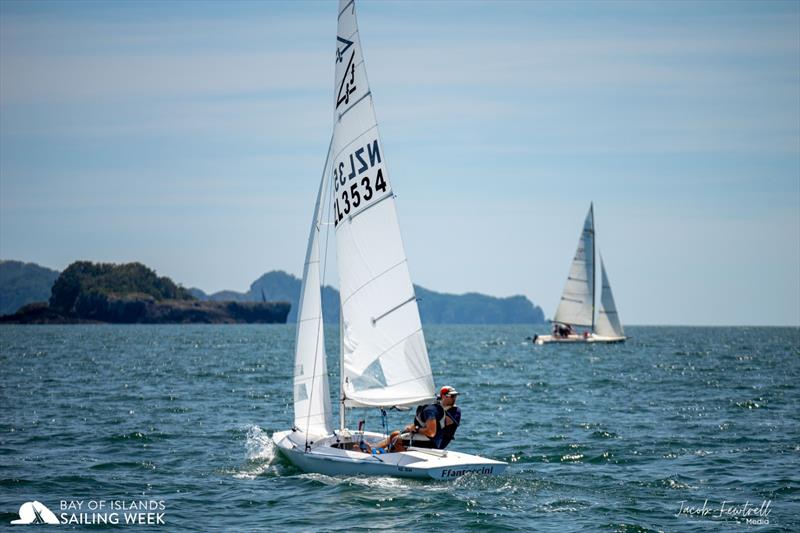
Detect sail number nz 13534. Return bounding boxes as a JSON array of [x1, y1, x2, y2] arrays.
[[332, 139, 388, 227], [333, 169, 387, 226]]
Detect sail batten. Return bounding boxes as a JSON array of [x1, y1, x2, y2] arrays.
[[341, 257, 407, 306], [333, 125, 378, 157], [373, 295, 417, 324], [338, 91, 372, 120]]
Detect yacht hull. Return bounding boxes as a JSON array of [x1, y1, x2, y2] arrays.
[[272, 430, 507, 480], [533, 334, 626, 345]]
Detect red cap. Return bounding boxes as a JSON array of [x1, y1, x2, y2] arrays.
[[440, 386, 459, 397]]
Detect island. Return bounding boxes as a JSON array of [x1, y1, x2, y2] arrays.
[[0, 261, 290, 324]]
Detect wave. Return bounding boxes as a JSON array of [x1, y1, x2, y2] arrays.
[[89, 461, 155, 471], [0, 477, 34, 488], [102, 431, 174, 444], [734, 398, 767, 409], [230, 425, 282, 480]]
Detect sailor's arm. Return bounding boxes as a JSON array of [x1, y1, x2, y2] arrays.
[[403, 418, 437, 438]]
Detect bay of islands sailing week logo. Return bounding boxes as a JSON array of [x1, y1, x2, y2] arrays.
[[11, 501, 60, 525], [336, 36, 356, 109], [332, 138, 388, 227], [10, 500, 166, 526]]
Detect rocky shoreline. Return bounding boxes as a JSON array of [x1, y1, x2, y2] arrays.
[[0, 298, 290, 324]]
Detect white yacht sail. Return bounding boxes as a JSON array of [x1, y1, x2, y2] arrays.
[[553, 204, 595, 328], [292, 155, 333, 439], [330, 0, 435, 409], [595, 255, 625, 338]]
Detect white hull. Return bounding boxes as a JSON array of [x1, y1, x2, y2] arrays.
[[533, 333, 626, 345], [272, 429, 507, 480]]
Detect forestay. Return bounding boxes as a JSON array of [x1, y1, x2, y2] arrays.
[[293, 163, 334, 438], [595, 256, 625, 338], [330, 0, 435, 408], [553, 204, 595, 328]]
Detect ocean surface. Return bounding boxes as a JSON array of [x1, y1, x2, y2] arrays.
[[1, 325, 798, 531]]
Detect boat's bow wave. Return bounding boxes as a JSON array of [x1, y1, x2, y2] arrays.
[[231, 425, 284, 479]]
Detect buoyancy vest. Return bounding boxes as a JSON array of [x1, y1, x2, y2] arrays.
[[439, 407, 461, 449], [413, 403, 461, 449]]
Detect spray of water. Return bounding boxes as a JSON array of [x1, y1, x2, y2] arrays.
[[233, 425, 279, 479], [245, 425, 276, 462]]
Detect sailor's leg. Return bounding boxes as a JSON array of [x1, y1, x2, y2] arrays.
[[386, 431, 406, 452], [371, 430, 399, 451]]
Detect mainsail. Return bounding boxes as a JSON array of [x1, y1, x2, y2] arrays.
[[553, 204, 595, 328], [292, 159, 333, 438], [595, 256, 625, 338], [331, 0, 435, 408]]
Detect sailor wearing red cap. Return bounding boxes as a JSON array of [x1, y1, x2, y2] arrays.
[[435, 386, 462, 449], [365, 385, 461, 453]]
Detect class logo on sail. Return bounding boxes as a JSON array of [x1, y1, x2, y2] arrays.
[[336, 36, 357, 108], [11, 501, 60, 525]]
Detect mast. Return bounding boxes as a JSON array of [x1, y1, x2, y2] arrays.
[[590, 202, 595, 333], [339, 300, 345, 430]]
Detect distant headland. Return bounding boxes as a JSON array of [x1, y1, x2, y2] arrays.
[[190, 271, 545, 325], [0, 260, 546, 325]]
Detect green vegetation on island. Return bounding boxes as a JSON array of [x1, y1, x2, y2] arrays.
[[49, 261, 194, 314], [0, 261, 290, 324]]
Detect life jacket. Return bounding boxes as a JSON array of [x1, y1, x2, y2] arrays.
[[413, 403, 460, 449], [438, 407, 461, 449], [414, 403, 445, 431]]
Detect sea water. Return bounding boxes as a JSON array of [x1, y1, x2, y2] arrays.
[[0, 325, 797, 531]]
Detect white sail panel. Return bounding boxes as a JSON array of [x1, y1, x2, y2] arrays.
[[553, 204, 595, 328], [332, 0, 435, 408], [596, 256, 625, 338], [292, 169, 333, 438]]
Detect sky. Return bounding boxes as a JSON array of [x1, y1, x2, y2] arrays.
[[1, 0, 798, 326]]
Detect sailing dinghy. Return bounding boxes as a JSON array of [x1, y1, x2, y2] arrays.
[[534, 203, 626, 345], [272, 0, 506, 480]]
